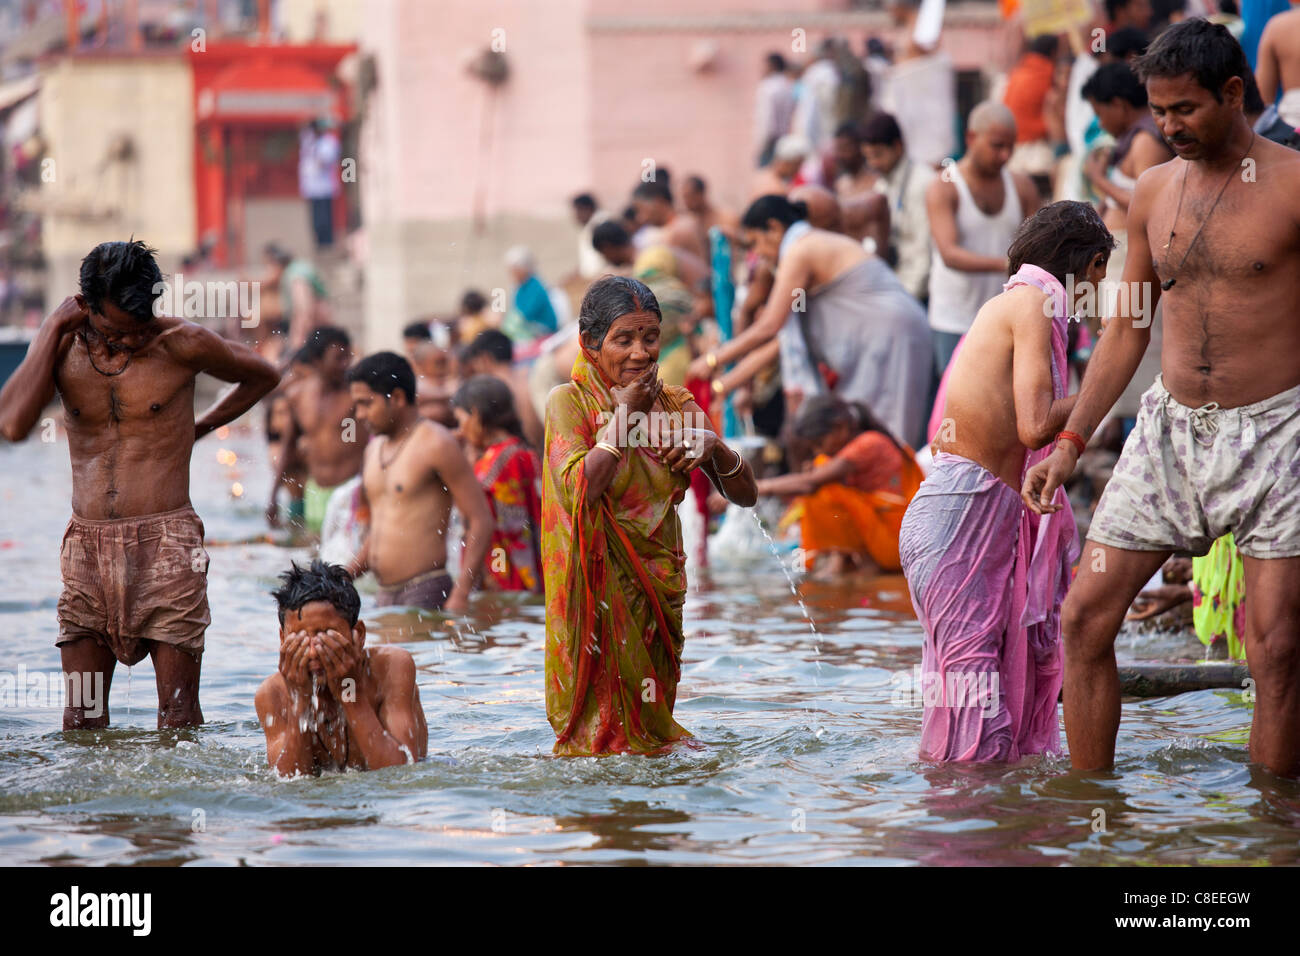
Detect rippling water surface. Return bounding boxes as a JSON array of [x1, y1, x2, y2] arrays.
[[1, 427, 1296, 866]]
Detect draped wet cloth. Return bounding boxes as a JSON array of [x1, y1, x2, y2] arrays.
[[898, 264, 1080, 762], [782, 431, 924, 572], [543, 348, 696, 755]]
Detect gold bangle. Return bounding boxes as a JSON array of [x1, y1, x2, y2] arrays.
[[705, 351, 719, 371], [710, 378, 725, 396], [714, 445, 744, 478], [595, 441, 621, 459]]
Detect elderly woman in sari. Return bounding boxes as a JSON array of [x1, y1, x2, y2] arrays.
[[543, 276, 757, 755]]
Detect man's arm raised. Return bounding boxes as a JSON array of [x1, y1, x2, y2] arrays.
[[1022, 170, 1162, 513], [0, 296, 86, 442], [174, 323, 281, 441]]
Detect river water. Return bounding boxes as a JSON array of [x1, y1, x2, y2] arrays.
[[0, 425, 1295, 866]]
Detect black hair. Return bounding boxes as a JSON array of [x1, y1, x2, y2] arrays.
[[632, 179, 673, 205], [834, 120, 864, 143], [463, 328, 513, 364], [78, 239, 164, 322], [1133, 17, 1248, 103], [1029, 34, 1059, 59], [460, 289, 487, 314], [685, 174, 706, 193], [300, 325, 350, 363], [272, 559, 360, 628], [403, 320, 432, 341], [263, 241, 293, 267], [793, 395, 901, 450], [572, 193, 596, 210], [1104, 0, 1132, 19], [452, 374, 525, 442], [1107, 27, 1150, 60], [741, 194, 810, 230], [1006, 200, 1115, 287], [766, 52, 787, 72], [862, 112, 903, 146], [592, 220, 631, 253], [345, 350, 417, 404], [578, 275, 661, 350], [1243, 68, 1265, 115], [1082, 61, 1148, 107]]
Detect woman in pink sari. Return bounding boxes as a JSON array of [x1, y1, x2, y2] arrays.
[[543, 276, 757, 755]]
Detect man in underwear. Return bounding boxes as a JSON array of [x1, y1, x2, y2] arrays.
[[0, 239, 279, 728], [255, 560, 427, 774], [345, 352, 493, 614], [1023, 20, 1300, 776], [270, 326, 365, 535], [926, 102, 1039, 376], [901, 202, 1112, 761]]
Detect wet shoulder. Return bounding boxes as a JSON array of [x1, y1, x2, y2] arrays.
[[367, 644, 416, 694], [254, 672, 289, 717]]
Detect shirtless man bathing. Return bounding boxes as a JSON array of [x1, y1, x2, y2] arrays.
[[256, 560, 428, 774], [1023, 20, 1300, 777], [269, 326, 365, 536], [0, 240, 279, 728], [345, 351, 493, 614]]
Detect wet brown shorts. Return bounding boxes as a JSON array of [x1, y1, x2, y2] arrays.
[[376, 568, 452, 611], [56, 505, 210, 665]]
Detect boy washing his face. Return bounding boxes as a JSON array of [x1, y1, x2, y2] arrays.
[[255, 560, 428, 774]]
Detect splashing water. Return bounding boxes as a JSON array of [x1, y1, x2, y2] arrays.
[[746, 510, 825, 738]]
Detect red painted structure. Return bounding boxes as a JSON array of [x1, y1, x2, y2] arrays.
[[188, 43, 355, 266]]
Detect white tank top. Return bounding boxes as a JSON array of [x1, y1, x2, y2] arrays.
[[927, 164, 1022, 335]]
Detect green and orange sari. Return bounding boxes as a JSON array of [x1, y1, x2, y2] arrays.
[[542, 348, 695, 755]]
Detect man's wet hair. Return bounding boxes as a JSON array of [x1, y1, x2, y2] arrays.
[[592, 220, 632, 253], [272, 559, 360, 628], [1243, 69, 1265, 115], [403, 320, 432, 341], [346, 350, 417, 404], [632, 179, 673, 204], [1133, 17, 1248, 103], [1107, 27, 1149, 60], [463, 328, 513, 364], [1082, 62, 1148, 107], [1007, 200, 1115, 288], [452, 374, 525, 442], [578, 274, 661, 349], [862, 112, 903, 146], [741, 194, 810, 230], [300, 326, 350, 363], [78, 240, 164, 322]]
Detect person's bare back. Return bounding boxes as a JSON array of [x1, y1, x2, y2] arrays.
[[935, 284, 1074, 488]]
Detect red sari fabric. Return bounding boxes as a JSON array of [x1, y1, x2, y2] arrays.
[[474, 435, 543, 593], [542, 347, 695, 755]]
